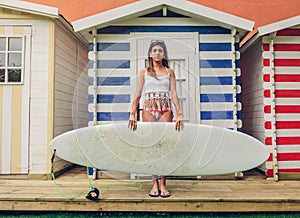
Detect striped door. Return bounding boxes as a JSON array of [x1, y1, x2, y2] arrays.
[[263, 27, 300, 177], [0, 26, 31, 174]]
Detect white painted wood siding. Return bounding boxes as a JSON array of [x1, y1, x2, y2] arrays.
[[54, 21, 89, 172], [241, 40, 265, 143]]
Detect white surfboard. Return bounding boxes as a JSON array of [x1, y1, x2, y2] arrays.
[[50, 122, 269, 176]]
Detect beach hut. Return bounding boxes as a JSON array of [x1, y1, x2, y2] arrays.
[[70, 0, 254, 178], [0, 0, 88, 179], [241, 15, 300, 180], [72, 0, 253, 127]]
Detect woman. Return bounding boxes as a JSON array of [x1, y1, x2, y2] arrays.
[[128, 40, 184, 198]]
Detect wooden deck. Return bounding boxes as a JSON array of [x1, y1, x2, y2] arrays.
[[1, 166, 300, 212]]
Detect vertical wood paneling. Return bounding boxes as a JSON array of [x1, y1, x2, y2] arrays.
[[0, 86, 2, 172], [2, 86, 12, 174], [11, 86, 22, 173]]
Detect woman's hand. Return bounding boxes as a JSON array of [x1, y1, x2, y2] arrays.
[[128, 113, 137, 131], [175, 114, 184, 131]]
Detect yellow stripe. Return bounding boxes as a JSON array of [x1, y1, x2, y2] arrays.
[[11, 86, 22, 173], [14, 26, 24, 35], [47, 20, 55, 174], [0, 86, 2, 172]]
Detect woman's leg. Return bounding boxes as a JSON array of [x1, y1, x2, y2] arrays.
[[142, 110, 160, 196], [157, 111, 173, 197]]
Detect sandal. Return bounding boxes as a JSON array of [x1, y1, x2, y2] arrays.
[[149, 189, 160, 197], [160, 190, 171, 198]]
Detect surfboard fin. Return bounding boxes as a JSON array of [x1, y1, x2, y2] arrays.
[[86, 188, 100, 201]]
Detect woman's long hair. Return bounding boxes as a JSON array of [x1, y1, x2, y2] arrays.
[[147, 40, 169, 79]]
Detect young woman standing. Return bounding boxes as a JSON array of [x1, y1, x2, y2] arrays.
[[128, 40, 184, 198]]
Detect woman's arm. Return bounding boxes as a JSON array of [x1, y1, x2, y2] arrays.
[[169, 68, 184, 131], [128, 69, 146, 130]]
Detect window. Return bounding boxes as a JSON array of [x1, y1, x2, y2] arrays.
[[0, 36, 24, 84]]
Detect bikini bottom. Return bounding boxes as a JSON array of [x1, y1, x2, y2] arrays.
[[145, 109, 172, 121]]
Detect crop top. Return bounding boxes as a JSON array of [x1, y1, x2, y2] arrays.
[[143, 70, 170, 94]]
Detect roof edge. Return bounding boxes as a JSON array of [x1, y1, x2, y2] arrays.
[[0, 0, 59, 18], [258, 14, 300, 36], [72, 0, 254, 32]]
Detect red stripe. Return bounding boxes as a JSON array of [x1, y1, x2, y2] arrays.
[[266, 169, 274, 178], [274, 59, 300, 66], [263, 44, 269, 51], [269, 153, 300, 161], [264, 105, 271, 113], [264, 90, 271, 97], [267, 168, 300, 177], [263, 59, 270, 66], [279, 168, 300, 173], [263, 74, 270, 82], [265, 121, 300, 129], [264, 74, 300, 82], [265, 121, 271, 129], [265, 105, 300, 113], [263, 43, 300, 51], [277, 29, 300, 36], [276, 106, 300, 113], [276, 121, 300, 129], [275, 90, 300, 98], [275, 74, 300, 82], [265, 137, 272, 145], [265, 136, 300, 145], [277, 137, 300, 145], [275, 44, 300, 51]]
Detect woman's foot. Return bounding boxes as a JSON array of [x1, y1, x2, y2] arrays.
[[149, 176, 160, 197], [160, 189, 171, 198], [149, 189, 160, 197], [160, 176, 171, 198]]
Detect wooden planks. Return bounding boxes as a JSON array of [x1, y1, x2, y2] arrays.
[[0, 167, 300, 212]]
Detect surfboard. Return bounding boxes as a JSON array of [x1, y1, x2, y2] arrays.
[[50, 122, 269, 176]]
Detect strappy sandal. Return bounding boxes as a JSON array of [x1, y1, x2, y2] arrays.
[[160, 190, 171, 198], [149, 189, 161, 197]]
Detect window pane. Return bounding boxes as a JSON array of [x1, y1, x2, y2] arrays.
[[0, 53, 5, 67], [8, 38, 22, 51], [8, 53, 22, 67], [0, 38, 5, 51], [0, 69, 5, 82], [8, 69, 21, 82]]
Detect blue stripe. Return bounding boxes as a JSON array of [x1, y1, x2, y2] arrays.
[[97, 77, 130, 86], [97, 94, 130, 103], [235, 43, 240, 51], [88, 60, 94, 69], [200, 94, 233, 102], [88, 95, 94, 103], [237, 93, 242, 102], [200, 76, 232, 85], [236, 76, 241, 85], [200, 60, 232, 68], [201, 111, 233, 120], [98, 60, 130, 69], [235, 60, 240, 68], [237, 111, 242, 120], [199, 43, 231, 51], [98, 26, 231, 34], [88, 112, 130, 121], [88, 77, 93, 86]]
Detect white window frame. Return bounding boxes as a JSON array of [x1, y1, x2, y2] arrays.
[[0, 35, 25, 85]]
